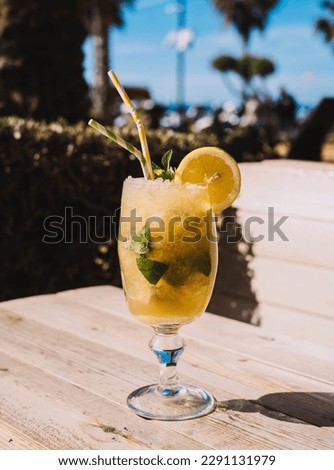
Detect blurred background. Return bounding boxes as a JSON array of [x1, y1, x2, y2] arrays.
[[0, 0, 333, 322]]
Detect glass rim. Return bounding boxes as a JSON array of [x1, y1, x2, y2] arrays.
[[123, 176, 206, 189]]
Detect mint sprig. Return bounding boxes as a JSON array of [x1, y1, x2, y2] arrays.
[[152, 150, 175, 181], [197, 251, 212, 277], [124, 225, 151, 255], [124, 225, 169, 285]]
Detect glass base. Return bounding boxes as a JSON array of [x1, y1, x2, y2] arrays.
[[127, 384, 216, 421]]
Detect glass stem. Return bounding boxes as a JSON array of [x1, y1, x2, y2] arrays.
[[149, 332, 185, 396]]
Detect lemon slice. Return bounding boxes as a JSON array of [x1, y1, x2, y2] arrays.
[[175, 146, 241, 213]]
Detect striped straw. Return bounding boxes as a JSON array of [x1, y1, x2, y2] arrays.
[[108, 70, 154, 180], [88, 119, 151, 179]]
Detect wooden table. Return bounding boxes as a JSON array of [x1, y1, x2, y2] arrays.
[[0, 285, 333, 450]]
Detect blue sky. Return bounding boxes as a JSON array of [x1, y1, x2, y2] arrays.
[[83, 0, 334, 109]]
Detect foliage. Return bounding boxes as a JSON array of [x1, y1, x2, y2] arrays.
[[212, 55, 237, 73], [80, 0, 135, 119], [212, 54, 275, 99], [212, 0, 278, 101], [0, 0, 89, 122], [315, 1, 334, 53], [213, 0, 279, 44], [212, 54, 275, 81], [236, 55, 275, 80], [79, 0, 134, 31]]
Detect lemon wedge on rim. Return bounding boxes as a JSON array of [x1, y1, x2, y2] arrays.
[[175, 146, 241, 213]]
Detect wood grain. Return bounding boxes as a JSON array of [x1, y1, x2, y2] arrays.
[[236, 160, 334, 222], [237, 209, 334, 269], [1, 285, 334, 449], [231, 160, 334, 332]]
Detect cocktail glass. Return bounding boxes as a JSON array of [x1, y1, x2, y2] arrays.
[[118, 176, 218, 420]]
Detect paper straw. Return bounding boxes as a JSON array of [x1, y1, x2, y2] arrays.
[[88, 119, 151, 179], [108, 70, 154, 180]]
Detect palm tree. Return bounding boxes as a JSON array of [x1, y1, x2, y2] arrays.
[[80, 0, 134, 118], [315, 1, 334, 53], [212, 54, 275, 99], [213, 0, 279, 48], [212, 0, 279, 99]]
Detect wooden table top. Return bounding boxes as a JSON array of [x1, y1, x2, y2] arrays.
[[0, 285, 333, 450]]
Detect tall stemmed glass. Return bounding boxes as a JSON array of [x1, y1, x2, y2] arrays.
[[118, 177, 218, 420], [88, 70, 240, 420]]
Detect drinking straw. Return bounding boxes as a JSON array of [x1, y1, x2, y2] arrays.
[[88, 119, 152, 179], [108, 70, 154, 180]]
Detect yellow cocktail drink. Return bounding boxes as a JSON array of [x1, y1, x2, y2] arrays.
[[89, 70, 241, 421], [118, 177, 218, 329]]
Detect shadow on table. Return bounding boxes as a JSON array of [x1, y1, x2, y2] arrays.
[[208, 207, 260, 325], [218, 392, 334, 427]]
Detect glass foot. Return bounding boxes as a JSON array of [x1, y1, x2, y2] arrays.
[[127, 384, 216, 421]]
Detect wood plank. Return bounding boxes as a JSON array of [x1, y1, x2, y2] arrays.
[[1, 309, 333, 449], [237, 160, 334, 222], [3, 286, 334, 385], [209, 291, 334, 347], [0, 420, 47, 450], [187, 312, 334, 386], [212, 253, 334, 321], [256, 302, 334, 347], [257, 392, 334, 428], [220, 160, 334, 331], [0, 328, 295, 450], [0, 354, 209, 450], [251, 257, 334, 318], [53, 286, 334, 384], [237, 209, 334, 269]]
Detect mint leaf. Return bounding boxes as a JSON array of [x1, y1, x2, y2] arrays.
[[132, 224, 150, 244], [164, 251, 212, 287], [152, 168, 175, 181], [151, 162, 160, 170], [152, 166, 165, 179], [162, 149, 173, 171], [125, 225, 151, 255], [164, 258, 193, 287], [136, 257, 168, 285], [152, 149, 175, 181], [198, 251, 211, 277]]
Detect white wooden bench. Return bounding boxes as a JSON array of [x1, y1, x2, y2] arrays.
[[209, 159, 334, 347]]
